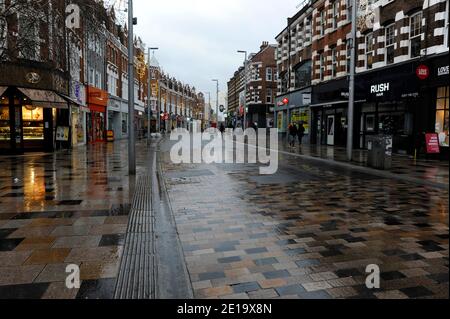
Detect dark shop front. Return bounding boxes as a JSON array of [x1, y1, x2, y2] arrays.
[[356, 53, 449, 157], [311, 78, 361, 146]]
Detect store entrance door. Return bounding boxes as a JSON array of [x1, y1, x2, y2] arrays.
[[88, 112, 105, 143], [327, 115, 335, 146]]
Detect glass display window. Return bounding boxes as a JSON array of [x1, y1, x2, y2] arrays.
[[22, 106, 44, 141], [0, 106, 10, 141], [435, 86, 449, 147]]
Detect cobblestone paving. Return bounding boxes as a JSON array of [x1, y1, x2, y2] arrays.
[[0, 143, 133, 299], [160, 140, 449, 299]]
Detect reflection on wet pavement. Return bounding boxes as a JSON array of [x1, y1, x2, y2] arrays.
[[0, 142, 132, 299], [161, 139, 449, 299]]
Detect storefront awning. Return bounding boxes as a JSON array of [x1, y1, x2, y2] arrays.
[[18, 88, 68, 109], [58, 93, 90, 112], [0, 86, 7, 97]]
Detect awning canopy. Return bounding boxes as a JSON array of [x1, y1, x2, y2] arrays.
[[18, 88, 68, 109], [0, 86, 7, 98]]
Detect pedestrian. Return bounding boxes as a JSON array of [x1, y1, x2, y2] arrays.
[[288, 123, 298, 148], [297, 121, 305, 146], [219, 123, 225, 136]]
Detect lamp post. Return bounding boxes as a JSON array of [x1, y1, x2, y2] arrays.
[[212, 79, 219, 127], [147, 47, 158, 144], [237, 50, 248, 129], [347, 0, 358, 162], [128, 0, 136, 175]]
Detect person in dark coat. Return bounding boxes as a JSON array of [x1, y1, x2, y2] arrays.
[[297, 121, 306, 146], [288, 123, 298, 147]]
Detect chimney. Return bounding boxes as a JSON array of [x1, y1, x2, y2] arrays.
[[260, 41, 269, 50]]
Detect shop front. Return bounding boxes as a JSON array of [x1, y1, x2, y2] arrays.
[[275, 88, 312, 141], [424, 54, 449, 159], [311, 79, 358, 146], [355, 54, 449, 156], [0, 86, 68, 153], [87, 86, 108, 144], [68, 81, 87, 147]]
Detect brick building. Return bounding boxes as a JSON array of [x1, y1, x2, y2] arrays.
[[274, 0, 449, 156], [246, 42, 277, 128], [228, 41, 277, 128], [0, 0, 72, 153], [227, 66, 245, 126]]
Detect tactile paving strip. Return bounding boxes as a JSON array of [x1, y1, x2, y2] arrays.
[[114, 176, 155, 299]]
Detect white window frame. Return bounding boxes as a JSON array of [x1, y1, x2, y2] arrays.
[[331, 48, 338, 77], [266, 67, 273, 81], [385, 24, 395, 65], [332, 1, 340, 30], [409, 12, 423, 58], [365, 33, 374, 69], [266, 88, 273, 103], [319, 53, 326, 80], [320, 9, 327, 36]]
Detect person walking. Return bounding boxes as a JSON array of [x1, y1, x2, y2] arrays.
[[288, 123, 298, 148], [297, 121, 306, 146]]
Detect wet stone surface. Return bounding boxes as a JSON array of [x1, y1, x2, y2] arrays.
[[160, 139, 449, 299], [0, 143, 133, 299]]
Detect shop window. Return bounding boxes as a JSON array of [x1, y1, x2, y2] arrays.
[[22, 106, 44, 141], [410, 12, 423, 58], [122, 113, 128, 134], [385, 24, 395, 65], [436, 86, 449, 147], [0, 104, 10, 143], [365, 33, 374, 69]]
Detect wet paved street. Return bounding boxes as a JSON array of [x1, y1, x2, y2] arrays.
[[0, 138, 448, 299], [160, 138, 449, 299], [0, 143, 133, 299]]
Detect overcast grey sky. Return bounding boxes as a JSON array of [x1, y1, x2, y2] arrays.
[[134, 0, 300, 105]]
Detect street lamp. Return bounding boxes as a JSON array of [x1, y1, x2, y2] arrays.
[[147, 47, 158, 144], [347, 0, 358, 162], [128, 0, 136, 175], [237, 50, 248, 129], [212, 79, 219, 127]]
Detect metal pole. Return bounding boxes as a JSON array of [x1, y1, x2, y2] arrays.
[[128, 0, 136, 175], [147, 48, 151, 143], [243, 52, 248, 130], [347, 0, 358, 162], [216, 81, 219, 126], [157, 80, 161, 133]]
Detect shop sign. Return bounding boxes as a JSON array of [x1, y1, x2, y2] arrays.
[[437, 65, 449, 77], [26, 72, 41, 84], [370, 83, 390, 97], [107, 130, 115, 142], [302, 93, 311, 105], [56, 126, 70, 142], [416, 65, 430, 80], [425, 133, 440, 154]]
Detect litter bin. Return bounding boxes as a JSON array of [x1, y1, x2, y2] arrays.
[[367, 135, 393, 170]]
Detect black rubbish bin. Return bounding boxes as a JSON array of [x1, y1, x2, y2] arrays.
[[367, 135, 393, 170]]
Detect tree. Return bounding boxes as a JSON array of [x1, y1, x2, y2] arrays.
[[0, 0, 64, 63]]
